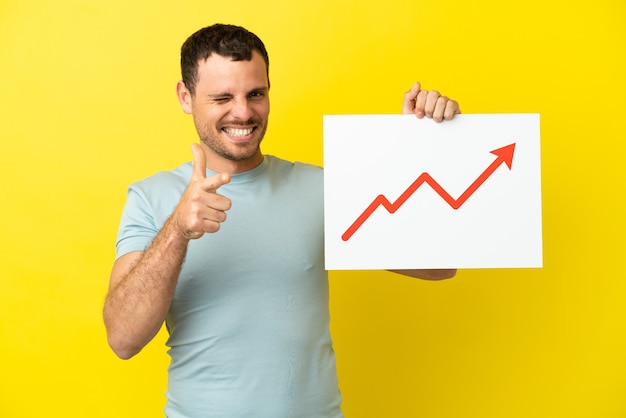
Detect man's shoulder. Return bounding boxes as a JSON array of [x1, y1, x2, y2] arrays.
[[130, 162, 192, 192], [265, 155, 323, 177]]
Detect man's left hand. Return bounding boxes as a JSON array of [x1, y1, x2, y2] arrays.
[[402, 82, 461, 122]]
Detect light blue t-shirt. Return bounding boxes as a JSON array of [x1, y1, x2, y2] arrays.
[[116, 156, 342, 418]]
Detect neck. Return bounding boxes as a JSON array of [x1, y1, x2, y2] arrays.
[[204, 148, 265, 174]]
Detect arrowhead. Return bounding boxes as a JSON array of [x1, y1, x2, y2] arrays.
[[490, 143, 516, 169]]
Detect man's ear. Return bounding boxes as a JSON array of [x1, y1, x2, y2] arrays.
[[176, 81, 193, 114]]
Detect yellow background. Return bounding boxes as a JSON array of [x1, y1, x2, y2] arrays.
[[1, 0, 624, 417]]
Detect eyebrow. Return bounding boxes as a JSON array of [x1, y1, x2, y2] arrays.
[[206, 86, 268, 99], [207, 93, 233, 100]]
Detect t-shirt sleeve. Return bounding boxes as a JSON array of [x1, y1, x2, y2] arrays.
[[115, 184, 159, 259]]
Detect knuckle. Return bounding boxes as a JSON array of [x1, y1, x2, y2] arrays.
[[206, 222, 221, 233], [215, 210, 227, 223]]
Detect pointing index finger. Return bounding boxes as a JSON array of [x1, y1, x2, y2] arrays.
[[204, 172, 231, 193]]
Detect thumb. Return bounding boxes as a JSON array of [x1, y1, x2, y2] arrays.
[[191, 143, 207, 180], [401, 82, 421, 114]]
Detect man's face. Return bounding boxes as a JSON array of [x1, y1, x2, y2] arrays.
[[183, 51, 270, 173]]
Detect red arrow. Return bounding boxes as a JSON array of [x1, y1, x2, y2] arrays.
[[341, 143, 516, 241]]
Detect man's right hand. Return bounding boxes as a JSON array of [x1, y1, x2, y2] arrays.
[[172, 143, 232, 240], [104, 143, 231, 359]]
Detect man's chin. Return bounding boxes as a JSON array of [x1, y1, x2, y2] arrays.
[[201, 135, 263, 162], [220, 145, 262, 162]]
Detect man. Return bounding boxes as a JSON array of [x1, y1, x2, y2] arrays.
[[103, 24, 459, 417]]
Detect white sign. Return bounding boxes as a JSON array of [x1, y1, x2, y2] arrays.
[[323, 114, 542, 270]]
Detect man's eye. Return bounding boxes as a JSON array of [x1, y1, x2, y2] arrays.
[[249, 91, 265, 99]]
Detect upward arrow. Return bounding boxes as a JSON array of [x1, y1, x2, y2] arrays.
[[453, 142, 516, 208], [341, 143, 516, 242]]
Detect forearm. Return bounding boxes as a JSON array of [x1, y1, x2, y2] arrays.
[[104, 218, 189, 359], [388, 269, 457, 280]]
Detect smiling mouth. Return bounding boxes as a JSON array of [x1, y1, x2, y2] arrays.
[[222, 127, 254, 137]]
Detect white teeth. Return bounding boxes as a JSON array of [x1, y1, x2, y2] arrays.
[[223, 127, 253, 137]]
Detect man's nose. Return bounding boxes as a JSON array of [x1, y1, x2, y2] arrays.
[[230, 98, 254, 120]]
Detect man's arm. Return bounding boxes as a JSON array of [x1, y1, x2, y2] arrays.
[[104, 226, 189, 359], [388, 268, 457, 280], [388, 82, 461, 281], [103, 144, 231, 359]]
